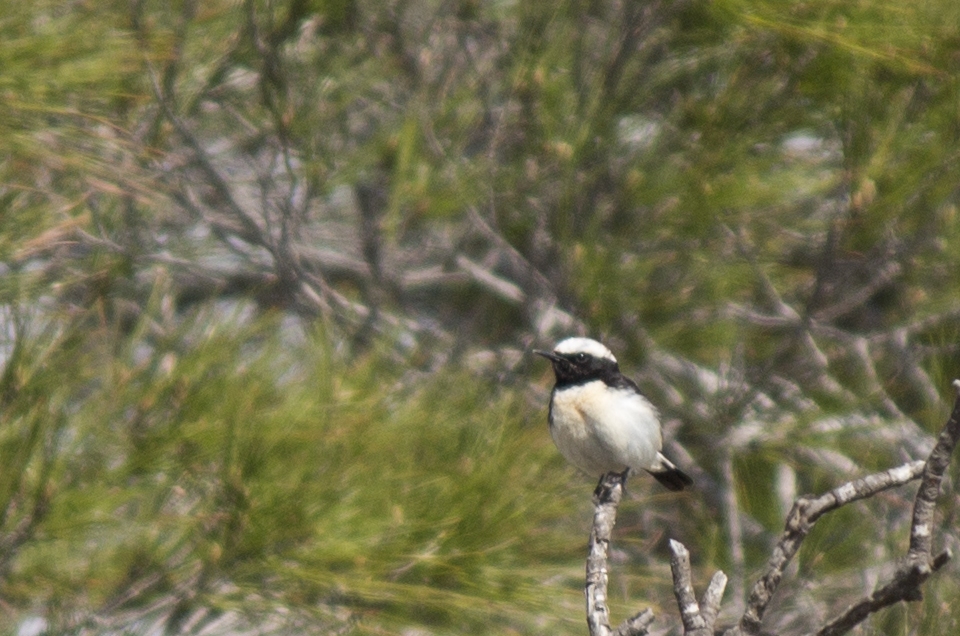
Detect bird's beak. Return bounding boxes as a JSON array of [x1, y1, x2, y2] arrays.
[[533, 349, 561, 362]]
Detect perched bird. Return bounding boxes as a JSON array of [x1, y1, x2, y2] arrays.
[[534, 337, 693, 491]]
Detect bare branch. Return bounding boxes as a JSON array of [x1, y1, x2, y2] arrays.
[[809, 550, 951, 636], [737, 460, 927, 635], [586, 472, 651, 636], [909, 379, 960, 559], [613, 610, 655, 636], [722, 380, 960, 636], [807, 380, 960, 636], [700, 570, 729, 632], [669, 539, 711, 636], [812, 261, 902, 323], [149, 74, 270, 254], [455, 254, 525, 304], [466, 206, 556, 302]]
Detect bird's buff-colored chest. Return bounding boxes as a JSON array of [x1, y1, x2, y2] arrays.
[[549, 381, 662, 477]]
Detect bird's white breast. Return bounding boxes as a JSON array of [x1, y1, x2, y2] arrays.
[[549, 381, 662, 476]]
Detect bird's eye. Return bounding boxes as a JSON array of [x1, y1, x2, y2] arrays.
[[575, 353, 587, 362]]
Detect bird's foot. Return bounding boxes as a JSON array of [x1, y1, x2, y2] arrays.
[[593, 470, 629, 503]]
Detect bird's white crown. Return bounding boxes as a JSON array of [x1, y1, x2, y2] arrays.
[[552, 337, 616, 363]]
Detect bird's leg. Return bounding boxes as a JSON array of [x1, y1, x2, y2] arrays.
[[593, 474, 606, 499], [593, 470, 629, 502]]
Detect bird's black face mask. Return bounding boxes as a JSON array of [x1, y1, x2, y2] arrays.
[[535, 350, 618, 387]]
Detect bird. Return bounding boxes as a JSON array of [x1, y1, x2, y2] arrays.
[[534, 337, 693, 492]]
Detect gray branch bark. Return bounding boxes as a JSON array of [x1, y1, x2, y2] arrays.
[[586, 472, 653, 636], [732, 460, 928, 635], [805, 378, 960, 636], [669, 539, 727, 636], [584, 380, 960, 636]]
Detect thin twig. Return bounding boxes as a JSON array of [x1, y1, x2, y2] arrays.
[[812, 261, 902, 323], [147, 67, 271, 254], [455, 254, 525, 304]]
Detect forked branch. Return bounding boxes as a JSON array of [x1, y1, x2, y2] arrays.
[[584, 380, 960, 636]]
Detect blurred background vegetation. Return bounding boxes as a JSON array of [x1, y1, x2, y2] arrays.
[[2, 0, 960, 634]]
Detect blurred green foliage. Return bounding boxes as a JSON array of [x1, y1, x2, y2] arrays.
[[0, 302, 596, 634], [2, 0, 960, 634]]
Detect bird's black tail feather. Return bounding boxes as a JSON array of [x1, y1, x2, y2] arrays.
[[649, 467, 693, 491], [647, 452, 694, 491]]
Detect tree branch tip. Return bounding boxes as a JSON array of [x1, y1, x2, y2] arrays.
[[669, 538, 687, 554], [614, 608, 655, 636], [709, 570, 729, 587]]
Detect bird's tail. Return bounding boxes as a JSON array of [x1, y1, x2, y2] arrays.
[[647, 452, 693, 491]]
